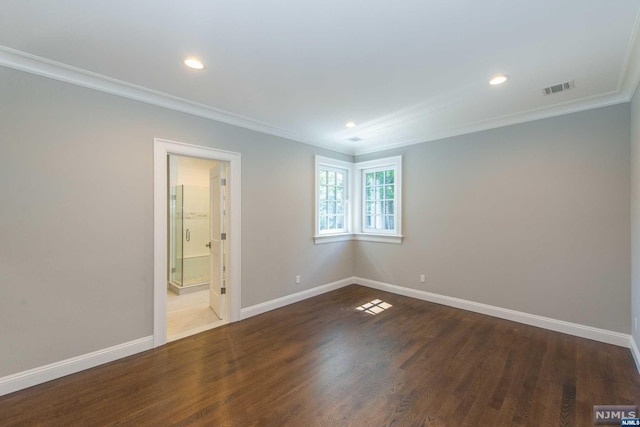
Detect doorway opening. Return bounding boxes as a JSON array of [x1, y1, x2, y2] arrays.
[[167, 155, 228, 341], [153, 139, 241, 348]]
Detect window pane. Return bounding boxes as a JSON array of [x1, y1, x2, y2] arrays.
[[385, 185, 394, 199], [384, 216, 395, 230], [385, 170, 394, 184], [336, 186, 344, 200], [377, 186, 384, 200], [328, 202, 336, 214], [377, 201, 384, 215], [320, 216, 327, 230], [336, 173, 343, 186], [366, 187, 374, 200], [320, 201, 327, 214], [320, 171, 327, 185], [329, 216, 336, 229], [365, 215, 372, 227], [365, 201, 373, 214], [329, 186, 336, 200], [366, 172, 374, 186], [376, 171, 384, 185], [385, 201, 394, 214], [336, 216, 344, 229], [336, 201, 343, 214], [328, 172, 336, 186], [320, 185, 327, 200]]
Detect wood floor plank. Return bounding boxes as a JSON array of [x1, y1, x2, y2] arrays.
[[1, 284, 638, 426]]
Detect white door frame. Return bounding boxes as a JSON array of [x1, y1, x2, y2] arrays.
[[153, 138, 241, 348]]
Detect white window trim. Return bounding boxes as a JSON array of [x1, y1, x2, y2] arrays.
[[354, 156, 403, 243], [314, 156, 353, 243], [314, 155, 403, 245]]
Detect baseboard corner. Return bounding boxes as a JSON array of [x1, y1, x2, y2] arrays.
[[240, 277, 355, 320], [352, 276, 630, 348]]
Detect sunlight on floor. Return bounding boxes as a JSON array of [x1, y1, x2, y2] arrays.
[[356, 298, 393, 315]]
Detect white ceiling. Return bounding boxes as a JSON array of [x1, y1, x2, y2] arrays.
[[1, 0, 640, 154]]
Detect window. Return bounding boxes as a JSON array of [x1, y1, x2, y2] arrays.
[[318, 167, 348, 234], [315, 157, 351, 242], [315, 155, 402, 244], [363, 168, 396, 232], [355, 156, 402, 241]]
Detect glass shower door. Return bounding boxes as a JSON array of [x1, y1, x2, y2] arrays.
[[169, 184, 210, 290], [182, 186, 210, 286]]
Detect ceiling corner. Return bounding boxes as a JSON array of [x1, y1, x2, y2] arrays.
[[618, 4, 640, 99]]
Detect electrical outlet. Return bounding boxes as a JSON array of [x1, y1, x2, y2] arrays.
[[295, 275, 301, 284], [420, 274, 426, 283]]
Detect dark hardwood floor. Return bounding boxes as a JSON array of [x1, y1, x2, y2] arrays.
[[1, 284, 639, 426]]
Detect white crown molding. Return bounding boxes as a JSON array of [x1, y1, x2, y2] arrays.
[[353, 91, 630, 156], [0, 336, 153, 397], [618, 4, 640, 98], [0, 45, 353, 155], [354, 277, 631, 348], [1, 42, 637, 157]]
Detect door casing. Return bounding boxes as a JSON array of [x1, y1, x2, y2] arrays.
[[153, 138, 241, 348]]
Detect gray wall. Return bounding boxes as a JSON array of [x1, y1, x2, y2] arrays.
[[632, 87, 640, 348], [355, 104, 631, 333], [0, 67, 354, 377], [0, 64, 633, 379]]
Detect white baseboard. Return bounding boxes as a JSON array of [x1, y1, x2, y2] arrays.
[[240, 277, 355, 320], [0, 336, 153, 397], [631, 336, 640, 374], [2, 278, 634, 397], [354, 277, 631, 348]]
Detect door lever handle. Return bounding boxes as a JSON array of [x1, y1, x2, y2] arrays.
[[205, 242, 212, 248]]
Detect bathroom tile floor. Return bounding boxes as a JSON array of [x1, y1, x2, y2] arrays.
[[167, 289, 224, 342]]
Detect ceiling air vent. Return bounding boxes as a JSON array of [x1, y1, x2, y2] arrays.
[[542, 80, 574, 96], [348, 137, 363, 142]]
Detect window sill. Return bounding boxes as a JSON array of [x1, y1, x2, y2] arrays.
[[314, 233, 353, 244], [314, 233, 403, 245], [353, 233, 403, 244]]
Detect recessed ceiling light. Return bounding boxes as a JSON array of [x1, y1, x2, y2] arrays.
[[489, 75, 509, 85], [345, 121, 357, 128], [184, 57, 204, 70]]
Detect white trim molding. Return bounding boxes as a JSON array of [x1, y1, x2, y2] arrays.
[[631, 337, 640, 374], [241, 277, 355, 320], [354, 277, 631, 348], [353, 233, 403, 244], [153, 139, 242, 348], [0, 336, 153, 397], [3, 278, 636, 397], [0, 45, 351, 155], [314, 233, 404, 245], [4, 45, 637, 158]]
